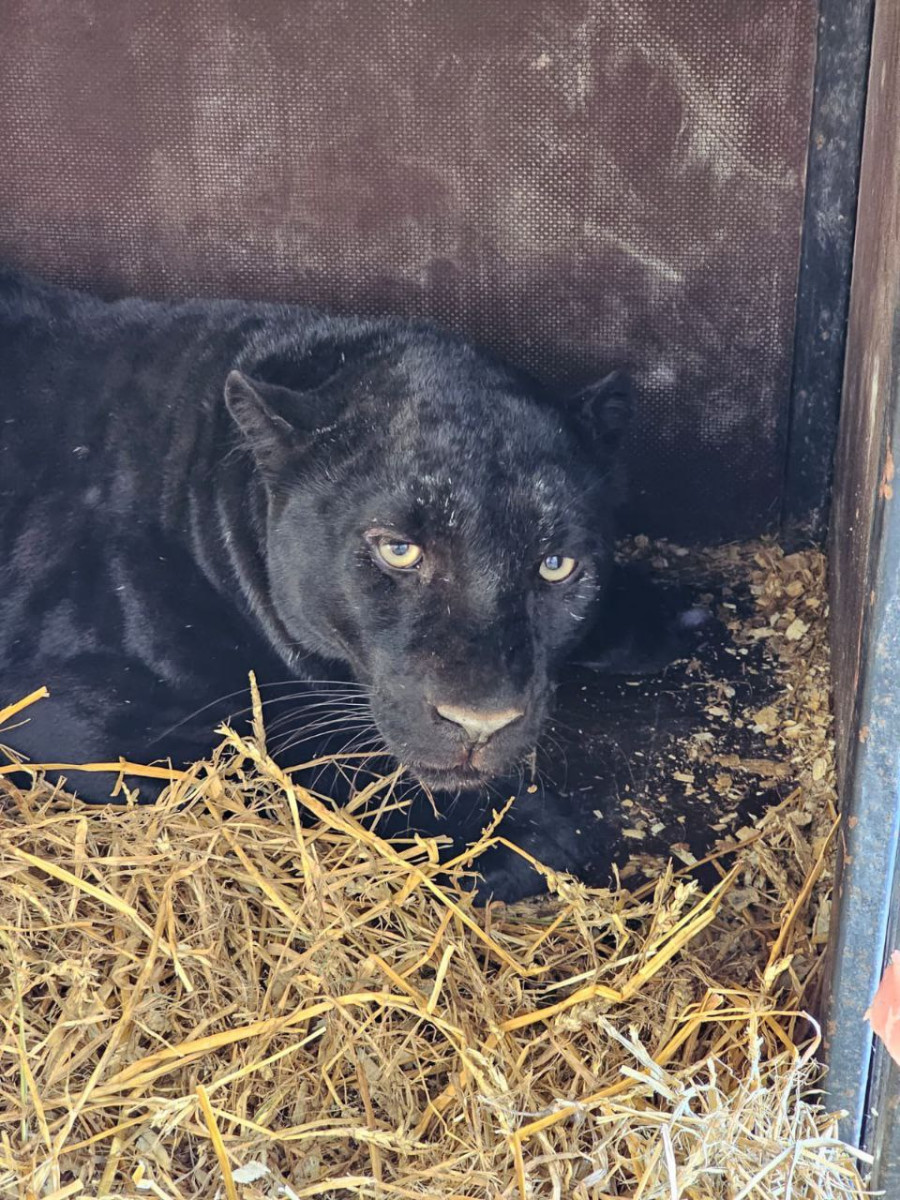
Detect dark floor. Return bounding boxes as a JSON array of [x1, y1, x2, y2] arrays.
[[546, 553, 788, 888]]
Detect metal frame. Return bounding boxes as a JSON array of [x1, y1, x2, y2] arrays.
[[819, 0, 900, 1184], [781, 0, 874, 546], [824, 307, 900, 1184]]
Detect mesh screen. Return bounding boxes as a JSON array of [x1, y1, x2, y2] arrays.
[[0, 0, 817, 540]]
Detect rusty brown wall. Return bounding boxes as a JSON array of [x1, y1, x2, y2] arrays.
[[0, 0, 818, 540]]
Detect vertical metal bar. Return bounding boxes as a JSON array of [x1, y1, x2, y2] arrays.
[[780, 0, 874, 546], [854, 320, 900, 1188], [824, 307, 900, 1166]]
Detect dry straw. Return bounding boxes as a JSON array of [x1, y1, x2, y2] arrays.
[[0, 544, 872, 1198]]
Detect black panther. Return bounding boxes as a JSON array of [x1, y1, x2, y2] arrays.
[[0, 270, 674, 900]]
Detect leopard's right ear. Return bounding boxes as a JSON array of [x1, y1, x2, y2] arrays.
[[568, 370, 632, 458], [224, 370, 306, 476]]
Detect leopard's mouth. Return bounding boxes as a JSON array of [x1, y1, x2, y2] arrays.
[[404, 760, 494, 792], [404, 745, 537, 793]]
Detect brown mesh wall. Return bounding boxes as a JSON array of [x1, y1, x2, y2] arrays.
[[0, 0, 817, 540]]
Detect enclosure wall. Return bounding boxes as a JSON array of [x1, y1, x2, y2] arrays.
[[0, 0, 818, 540]]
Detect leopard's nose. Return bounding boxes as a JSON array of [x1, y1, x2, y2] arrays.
[[434, 704, 524, 744]]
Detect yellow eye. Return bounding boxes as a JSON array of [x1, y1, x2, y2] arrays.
[[376, 539, 423, 570], [539, 554, 578, 583]]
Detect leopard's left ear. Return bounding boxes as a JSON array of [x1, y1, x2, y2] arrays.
[[569, 370, 632, 457]]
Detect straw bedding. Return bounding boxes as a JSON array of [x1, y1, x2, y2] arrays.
[[0, 542, 871, 1198]]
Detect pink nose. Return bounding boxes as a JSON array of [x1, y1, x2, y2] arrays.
[[434, 704, 523, 744]]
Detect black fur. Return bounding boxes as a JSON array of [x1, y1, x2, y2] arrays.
[[0, 270, 637, 900]]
